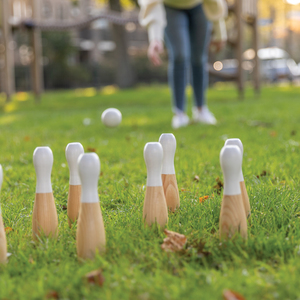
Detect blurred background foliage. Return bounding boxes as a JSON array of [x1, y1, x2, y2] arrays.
[[7, 0, 300, 91], [42, 32, 91, 89], [95, 0, 138, 9]]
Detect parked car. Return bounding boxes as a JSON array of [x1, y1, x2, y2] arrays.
[[210, 47, 300, 83]]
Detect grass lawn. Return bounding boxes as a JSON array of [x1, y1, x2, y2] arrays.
[[0, 84, 300, 299]]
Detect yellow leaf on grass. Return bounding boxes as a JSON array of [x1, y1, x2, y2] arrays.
[[199, 195, 209, 203], [15, 92, 29, 102], [5, 227, 14, 234]]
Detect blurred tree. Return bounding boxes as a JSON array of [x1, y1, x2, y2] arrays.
[[95, 0, 136, 87], [42, 32, 90, 88], [108, 0, 135, 88]]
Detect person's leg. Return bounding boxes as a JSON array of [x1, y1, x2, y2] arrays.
[[188, 4, 211, 109], [165, 6, 190, 114]]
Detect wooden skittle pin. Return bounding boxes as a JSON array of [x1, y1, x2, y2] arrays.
[[143, 142, 168, 228], [65, 142, 84, 226], [219, 145, 247, 240], [32, 147, 58, 239], [76, 153, 105, 260], [0, 165, 7, 264], [159, 133, 180, 212], [225, 138, 251, 218]]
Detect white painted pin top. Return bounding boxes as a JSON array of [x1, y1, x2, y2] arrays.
[[159, 133, 176, 175], [78, 153, 100, 203], [144, 142, 163, 187], [220, 145, 242, 195], [33, 147, 53, 193], [65, 142, 84, 185], [225, 138, 244, 182]]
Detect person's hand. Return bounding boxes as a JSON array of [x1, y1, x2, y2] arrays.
[[210, 40, 226, 53], [148, 40, 164, 66]]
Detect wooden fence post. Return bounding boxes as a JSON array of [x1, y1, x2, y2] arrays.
[[30, 0, 43, 102], [236, 0, 244, 100], [252, 1, 260, 95], [2, 0, 15, 101], [0, 1, 3, 95]]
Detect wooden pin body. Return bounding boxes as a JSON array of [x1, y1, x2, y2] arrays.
[[143, 186, 168, 228], [162, 174, 180, 212], [76, 202, 106, 260], [0, 213, 7, 264], [240, 181, 251, 218], [219, 194, 247, 239], [67, 185, 81, 226], [32, 193, 58, 239]]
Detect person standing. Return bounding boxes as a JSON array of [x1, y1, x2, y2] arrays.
[[139, 0, 227, 128]]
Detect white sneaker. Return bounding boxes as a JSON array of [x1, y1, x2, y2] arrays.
[[172, 113, 189, 129], [192, 106, 217, 125]]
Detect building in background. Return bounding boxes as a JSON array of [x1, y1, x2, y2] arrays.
[[1, 0, 300, 93]]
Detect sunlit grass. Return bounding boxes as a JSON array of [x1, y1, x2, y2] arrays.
[[0, 85, 300, 299]]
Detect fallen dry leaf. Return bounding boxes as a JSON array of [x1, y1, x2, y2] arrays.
[[60, 205, 67, 211], [86, 147, 96, 152], [45, 290, 59, 299], [85, 269, 105, 286], [256, 170, 269, 178], [4, 227, 14, 234], [199, 195, 209, 203], [213, 177, 223, 194], [223, 289, 245, 300], [161, 229, 187, 252], [194, 175, 200, 182]]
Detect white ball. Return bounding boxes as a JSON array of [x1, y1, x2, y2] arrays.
[[101, 108, 122, 128]]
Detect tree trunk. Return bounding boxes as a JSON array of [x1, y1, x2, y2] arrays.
[[109, 0, 135, 88], [1, 0, 15, 101]]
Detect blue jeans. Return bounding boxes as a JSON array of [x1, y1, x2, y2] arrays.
[[164, 4, 211, 113]]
